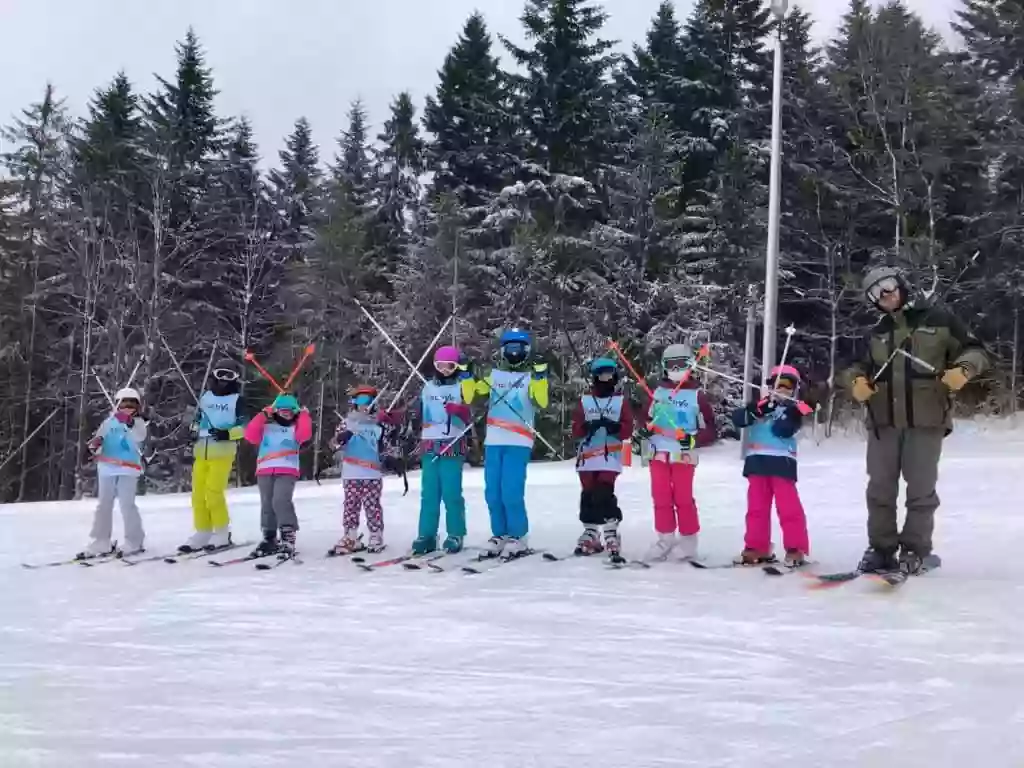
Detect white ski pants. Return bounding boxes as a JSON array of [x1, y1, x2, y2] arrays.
[[91, 474, 145, 550]]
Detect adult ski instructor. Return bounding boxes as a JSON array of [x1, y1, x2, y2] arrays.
[[845, 265, 989, 575]]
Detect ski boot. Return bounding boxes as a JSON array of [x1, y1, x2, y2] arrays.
[[206, 527, 232, 550], [675, 534, 698, 562], [898, 547, 924, 575], [575, 526, 604, 556], [75, 538, 117, 561], [278, 526, 297, 559], [733, 547, 776, 566], [502, 536, 529, 560], [250, 531, 279, 558], [482, 536, 506, 559], [411, 535, 437, 556], [857, 546, 897, 574], [783, 548, 808, 568], [367, 530, 386, 554], [178, 530, 211, 554], [603, 523, 622, 562], [644, 533, 676, 562], [328, 532, 363, 557], [442, 535, 464, 554], [121, 541, 145, 557]]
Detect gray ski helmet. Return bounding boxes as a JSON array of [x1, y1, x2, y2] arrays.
[[661, 343, 694, 373], [862, 265, 909, 309]]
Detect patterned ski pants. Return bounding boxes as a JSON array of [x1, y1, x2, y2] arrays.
[[343, 479, 383, 534]]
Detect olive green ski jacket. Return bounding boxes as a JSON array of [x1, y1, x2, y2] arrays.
[[843, 303, 989, 431]]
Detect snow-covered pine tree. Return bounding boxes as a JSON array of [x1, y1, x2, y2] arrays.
[[270, 116, 322, 260], [501, 0, 617, 179], [423, 12, 516, 209]]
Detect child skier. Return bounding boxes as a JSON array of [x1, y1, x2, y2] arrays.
[[477, 328, 549, 559], [411, 347, 477, 555], [572, 357, 633, 557], [179, 363, 245, 553], [243, 393, 313, 558], [730, 365, 810, 566], [642, 343, 707, 562], [329, 385, 401, 555], [80, 388, 149, 558]]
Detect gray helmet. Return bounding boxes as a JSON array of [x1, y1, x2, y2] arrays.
[[862, 265, 909, 309]]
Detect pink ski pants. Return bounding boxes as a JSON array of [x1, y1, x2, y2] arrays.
[[745, 475, 809, 553], [649, 459, 699, 535]]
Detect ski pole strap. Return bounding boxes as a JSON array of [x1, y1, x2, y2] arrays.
[[257, 449, 300, 465], [94, 456, 143, 471], [580, 443, 622, 461], [342, 456, 381, 471], [486, 417, 534, 439]]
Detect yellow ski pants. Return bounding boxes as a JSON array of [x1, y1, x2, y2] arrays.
[[191, 443, 237, 531]]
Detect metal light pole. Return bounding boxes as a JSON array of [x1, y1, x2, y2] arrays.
[[760, 0, 787, 388]]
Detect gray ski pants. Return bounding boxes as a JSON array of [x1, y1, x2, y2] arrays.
[[258, 474, 299, 533], [91, 474, 145, 550], [865, 427, 944, 555]]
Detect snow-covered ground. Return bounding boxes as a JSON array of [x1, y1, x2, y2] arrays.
[[3, 428, 1024, 767]]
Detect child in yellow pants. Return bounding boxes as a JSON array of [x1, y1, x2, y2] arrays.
[[179, 364, 245, 553]]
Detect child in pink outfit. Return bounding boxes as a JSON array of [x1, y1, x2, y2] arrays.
[[243, 393, 313, 558], [640, 343, 710, 562], [730, 365, 812, 567]]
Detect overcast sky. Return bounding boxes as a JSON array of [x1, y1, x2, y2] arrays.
[[0, 0, 961, 165]]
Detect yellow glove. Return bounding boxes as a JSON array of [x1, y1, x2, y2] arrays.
[[941, 365, 970, 391], [851, 376, 876, 403]]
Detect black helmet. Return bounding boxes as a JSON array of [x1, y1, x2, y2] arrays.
[[862, 265, 909, 311], [210, 361, 240, 394]]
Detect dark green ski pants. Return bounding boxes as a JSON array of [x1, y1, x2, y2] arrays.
[[865, 427, 944, 555]]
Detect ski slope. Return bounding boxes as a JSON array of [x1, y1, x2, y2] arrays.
[[2, 426, 1023, 767]]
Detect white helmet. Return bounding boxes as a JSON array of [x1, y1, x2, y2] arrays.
[[115, 387, 141, 405]]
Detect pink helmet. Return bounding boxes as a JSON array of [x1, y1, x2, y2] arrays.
[[434, 346, 460, 368], [769, 364, 801, 386], [434, 346, 460, 364]]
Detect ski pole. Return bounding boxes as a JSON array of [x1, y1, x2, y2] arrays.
[[158, 333, 202, 406], [386, 316, 454, 411], [0, 407, 60, 474], [91, 369, 115, 408], [695, 363, 812, 414], [896, 348, 937, 373], [124, 355, 145, 391], [282, 344, 315, 391], [355, 299, 431, 389], [767, 325, 796, 398], [244, 350, 285, 393]]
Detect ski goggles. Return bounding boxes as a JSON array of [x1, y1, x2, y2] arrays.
[[502, 341, 529, 357], [866, 277, 901, 303], [349, 394, 374, 408], [117, 399, 140, 410], [213, 368, 240, 382], [663, 356, 693, 372], [434, 360, 458, 376], [594, 369, 616, 381]]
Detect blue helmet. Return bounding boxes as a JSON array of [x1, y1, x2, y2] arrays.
[[499, 327, 531, 366], [590, 357, 617, 374], [499, 328, 531, 346]]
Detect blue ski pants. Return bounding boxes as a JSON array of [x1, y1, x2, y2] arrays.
[[483, 444, 531, 538]]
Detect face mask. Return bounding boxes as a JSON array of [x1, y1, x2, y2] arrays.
[[867, 277, 901, 304], [667, 369, 686, 383]]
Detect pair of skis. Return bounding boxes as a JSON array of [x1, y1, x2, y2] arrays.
[[805, 554, 941, 590]]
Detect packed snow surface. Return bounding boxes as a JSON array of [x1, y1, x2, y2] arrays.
[[2, 427, 1024, 766]]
